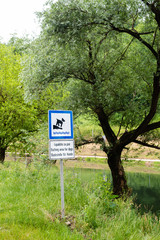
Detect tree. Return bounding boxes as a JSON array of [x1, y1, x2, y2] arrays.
[[8, 34, 31, 55], [0, 44, 39, 163], [24, 0, 160, 196], [0, 39, 68, 163]]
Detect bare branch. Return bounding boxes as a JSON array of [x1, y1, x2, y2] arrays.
[[134, 139, 160, 150]]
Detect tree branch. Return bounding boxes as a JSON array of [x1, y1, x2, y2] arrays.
[[152, 26, 159, 47], [94, 30, 112, 60], [111, 25, 158, 59], [5, 130, 37, 147], [140, 121, 160, 134], [75, 136, 103, 148], [95, 107, 117, 144], [120, 119, 160, 148], [132, 73, 160, 139], [107, 37, 134, 73], [117, 115, 124, 138], [141, 0, 160, 27], [139, 31, 155, 35], [133, 139, 160, 150]]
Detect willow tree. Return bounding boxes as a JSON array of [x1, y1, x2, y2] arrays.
[[23, 0, 160, 195]]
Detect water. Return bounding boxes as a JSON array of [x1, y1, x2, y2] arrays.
[[127, 172, 160, 215], [68, 167, 160, 215]]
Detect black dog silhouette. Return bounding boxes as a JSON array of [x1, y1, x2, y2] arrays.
[[56, 118, 65, 127], [53, 118, 65, 129]]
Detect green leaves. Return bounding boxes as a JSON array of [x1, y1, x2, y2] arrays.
[[25, 0, 156, 132], [0, 44, 38, 157], [21, 0, 160, 146]]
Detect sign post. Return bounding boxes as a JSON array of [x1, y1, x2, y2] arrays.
[[60, 159, 65, 218], [48, 110, 75, 219]]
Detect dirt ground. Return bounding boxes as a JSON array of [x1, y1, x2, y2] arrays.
[[65, 142, 160, 174], [75, 142, 160, 160]]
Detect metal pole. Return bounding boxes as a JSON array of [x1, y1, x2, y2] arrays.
[[60, 159, 65, 218]]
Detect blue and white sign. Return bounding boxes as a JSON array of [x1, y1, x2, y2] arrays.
[[48, 110, 74, 140]]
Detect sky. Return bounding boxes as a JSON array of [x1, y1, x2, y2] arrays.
[[0, 0, 55, 43]]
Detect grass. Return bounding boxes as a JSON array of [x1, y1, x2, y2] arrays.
[[74, 115, 102, 139], [0, 162, 83, 240], [122, 160, 160, 174], [69, 156, 160, 175], [0, 161, 160, 240]]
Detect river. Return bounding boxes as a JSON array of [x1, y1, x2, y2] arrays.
[[127, 172, 160, 215], [68, 167, 160, 215]]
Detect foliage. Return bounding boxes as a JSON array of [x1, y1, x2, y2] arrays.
[[74, 114, 102, 140], [8, 34, 31, 55], [0, 39, 69, 162], [22, 27, 155, 129], [21, 35, 69, 103], [38, 0, 158, 129], [38, 0, 160, 130], [0, 44, 39, 162]]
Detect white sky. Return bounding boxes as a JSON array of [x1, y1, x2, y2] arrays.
[[0, 0, 55, 43]]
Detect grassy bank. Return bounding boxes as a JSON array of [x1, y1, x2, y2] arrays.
[[64, 157, 160, 175], [0, 161, 160, 240]]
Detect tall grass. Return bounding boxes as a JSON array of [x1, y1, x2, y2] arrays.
[[0, 161, 160, 240]]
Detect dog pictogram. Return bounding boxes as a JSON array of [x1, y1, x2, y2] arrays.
[[53, 118, 65, 130]]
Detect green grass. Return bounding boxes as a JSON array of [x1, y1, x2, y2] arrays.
[[74, 115, 102, 139], [0, 161, 160, 240]]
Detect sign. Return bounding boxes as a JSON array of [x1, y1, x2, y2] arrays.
[[48, 110, 73, 140], [49, 140, 75, 160], [48, 110, 75, 219]]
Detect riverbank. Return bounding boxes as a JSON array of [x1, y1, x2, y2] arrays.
[[76, 142, 160, 160], [5, 151, 160, 175], [62, 157, 160, 175], [0, 161, 160, 240]]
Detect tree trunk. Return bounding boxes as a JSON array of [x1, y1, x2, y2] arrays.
[[0, 147, 6, 163], [107, 147, 129, 196]]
